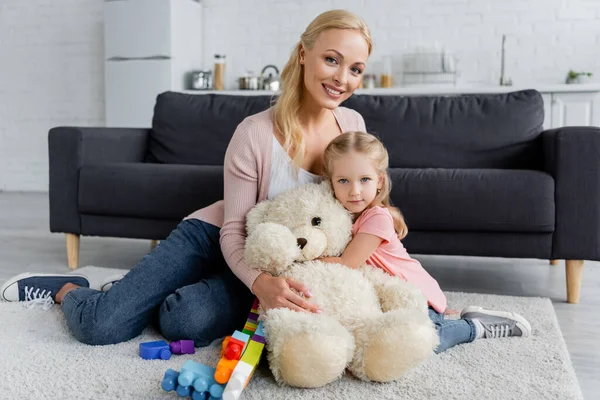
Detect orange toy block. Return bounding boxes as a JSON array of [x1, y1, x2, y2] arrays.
[[215, 357, 239, 384]]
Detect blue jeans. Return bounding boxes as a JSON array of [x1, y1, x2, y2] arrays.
[[429, 307, 476, 353], [61, 219, 255, 346]]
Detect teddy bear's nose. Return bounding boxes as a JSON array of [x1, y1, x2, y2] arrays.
[[297, 238, 308, 250]]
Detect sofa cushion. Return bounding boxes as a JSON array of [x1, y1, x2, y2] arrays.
[[148, 92, 273, 165], [78, 163, 223, 220], [342, 90, 545, 170], [389, 168, 555, 232]]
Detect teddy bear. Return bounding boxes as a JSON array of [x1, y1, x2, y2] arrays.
[[244, 181, 439, 388]]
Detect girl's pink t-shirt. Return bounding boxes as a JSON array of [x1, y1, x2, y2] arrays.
[[352, 206, 447, 313]]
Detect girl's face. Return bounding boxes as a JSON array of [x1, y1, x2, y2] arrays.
[[300, 29, 369, 110], [330, 152, 383, 214]]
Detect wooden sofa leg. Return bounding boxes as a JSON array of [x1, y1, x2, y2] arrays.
[[549, 259, 559, 266], [66, 234, 80, 270], [150, 240, 159, 251], [566, 260, 584, 304]]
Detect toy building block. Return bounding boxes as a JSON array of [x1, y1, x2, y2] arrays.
[[170, 339, 195, 355], [241, 299, 260, 336], [214, 330, 250, 385], [222, 322, 265, 400], [139, 340, 172, 360], [161, 369, 180, 392], [161, 361, 224, 399], [179, 360, 224, 398], [223, 331, 250, 361], [214, 357, 238, 385]]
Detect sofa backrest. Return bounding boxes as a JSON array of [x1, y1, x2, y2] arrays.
[[342, 89, 545, 169], [148, 92, 272, 165], [147, 90, 545, 170]]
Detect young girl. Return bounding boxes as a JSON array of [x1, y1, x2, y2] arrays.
[[320, 131, 532, 353]]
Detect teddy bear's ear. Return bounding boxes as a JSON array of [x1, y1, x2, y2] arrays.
[[319, 180, 334, 195], [246, 199, 272, 235]]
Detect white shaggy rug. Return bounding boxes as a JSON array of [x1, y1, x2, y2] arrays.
[[0, 267, 583, 400]]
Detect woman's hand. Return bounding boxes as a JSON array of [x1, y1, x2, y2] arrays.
[[251, 273, 322, 314]]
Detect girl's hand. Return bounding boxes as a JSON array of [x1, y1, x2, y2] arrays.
[[251, 273, 322, 314]]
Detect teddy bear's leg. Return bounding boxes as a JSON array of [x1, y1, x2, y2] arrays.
[[263, 308, 355, 388], [348, 309, 439, 382], [360, 265, 428, 312]]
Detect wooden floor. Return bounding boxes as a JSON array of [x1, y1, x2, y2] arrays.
[[0, 192, 597, 399]]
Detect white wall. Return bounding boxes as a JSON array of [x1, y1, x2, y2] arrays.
[[0, 0, 105, 192], [1, 0, 599, 191], [203, 0, 600, 89]]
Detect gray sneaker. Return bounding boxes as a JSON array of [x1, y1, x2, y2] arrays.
[[99, 273, 127, 292], [461, 306, 532, 338]]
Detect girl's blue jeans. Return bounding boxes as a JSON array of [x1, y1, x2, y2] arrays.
[[429, 307, 477, 353], [61, 219, 255, 346]]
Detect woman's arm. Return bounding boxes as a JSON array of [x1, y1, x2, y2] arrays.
[[220, 118, 263, 289], [220, 118, 320, 313], [320, 232, 383, 269]]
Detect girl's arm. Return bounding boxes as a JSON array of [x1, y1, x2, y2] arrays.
[[320, 232, 383, 269]]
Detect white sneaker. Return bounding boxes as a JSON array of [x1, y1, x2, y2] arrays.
[[99, 273, 127, 292], [461, 306, 532, 339]]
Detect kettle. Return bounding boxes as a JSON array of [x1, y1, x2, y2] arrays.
[[260, 65, 281, 91]]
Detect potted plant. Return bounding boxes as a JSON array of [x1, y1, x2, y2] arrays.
[[566, 70, 593, 84]]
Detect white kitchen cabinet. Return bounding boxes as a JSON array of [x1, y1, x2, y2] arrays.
[[549, 92, 600, 129]]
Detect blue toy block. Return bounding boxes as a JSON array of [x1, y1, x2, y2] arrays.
[[176, 384, 192, 397], [161, 369, 180, 392], [140, 340, 172, 360], [161, 361, 224, 399], [191, 391, 207, 400]]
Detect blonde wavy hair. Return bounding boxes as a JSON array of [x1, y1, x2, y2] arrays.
[[323, 131, 409, 240], [273, 10, 372, 168]]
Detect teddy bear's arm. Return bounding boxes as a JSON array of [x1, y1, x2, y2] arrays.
[[359, 265, 428, 313]]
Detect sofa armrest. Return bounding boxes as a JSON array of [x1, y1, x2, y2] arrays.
[[543, 126, 600, 260], [48, 127, 150, 234]]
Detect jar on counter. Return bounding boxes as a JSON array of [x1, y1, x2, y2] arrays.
[[214, 54, 226, 90], [363, 74, 377, 89], [380, 55, 393, 88]]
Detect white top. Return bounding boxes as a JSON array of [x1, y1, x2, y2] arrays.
[[268, 138, 322, 200]]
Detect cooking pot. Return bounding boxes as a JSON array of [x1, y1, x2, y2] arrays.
[[260, 65, 280, 91], [238, 72, 261, 90]]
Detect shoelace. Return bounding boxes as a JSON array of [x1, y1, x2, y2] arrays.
[[23, 286, 55, 311], [485, 324, 511, 338]]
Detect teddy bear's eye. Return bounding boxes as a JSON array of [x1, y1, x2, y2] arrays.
[[311, 217, 322, 226]]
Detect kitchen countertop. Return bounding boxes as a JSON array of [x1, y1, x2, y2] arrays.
[[181, 83, 600, 96]]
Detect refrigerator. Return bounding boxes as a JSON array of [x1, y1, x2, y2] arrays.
[[104, 0, 203, 128]]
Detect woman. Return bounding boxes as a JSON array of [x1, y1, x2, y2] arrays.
[[0, 9, 372, 346]]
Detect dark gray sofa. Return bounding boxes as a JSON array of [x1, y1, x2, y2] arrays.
[[49, 90, 600, 303]]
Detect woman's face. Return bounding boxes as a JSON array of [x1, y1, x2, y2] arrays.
[[300, 29, 369, 110]]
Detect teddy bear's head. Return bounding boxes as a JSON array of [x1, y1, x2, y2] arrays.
[[244, 182, 353, 275]]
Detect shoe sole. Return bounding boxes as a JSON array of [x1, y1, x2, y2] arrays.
[[460, 306, 532, 338], [0, 272, 89, 302], [99, 274, 127, 292]]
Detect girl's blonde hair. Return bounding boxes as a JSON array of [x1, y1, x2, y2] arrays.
[[323, 131, 409, 239], [273, 10, 372, 168]]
